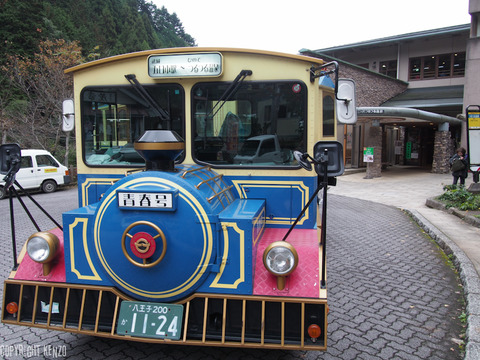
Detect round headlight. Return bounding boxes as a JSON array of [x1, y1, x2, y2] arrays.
[[26, 232, 59, 263], [263, 241, 298, 276]]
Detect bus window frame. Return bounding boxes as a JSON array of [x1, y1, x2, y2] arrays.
[[80, 84, 186, 168], [190, 79, 308, 170]]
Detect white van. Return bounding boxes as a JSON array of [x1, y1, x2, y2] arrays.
[[0, 149, 71, 199]]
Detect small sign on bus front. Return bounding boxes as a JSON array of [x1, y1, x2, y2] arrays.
[[117, 190, 177, 211]]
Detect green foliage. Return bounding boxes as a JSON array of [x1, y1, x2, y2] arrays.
[[2, 39, 84, 165], [438, 186, 480, 211], [0, 0, 45, 64], [0, 0, 196, 152], [0, 0, 196, 64]]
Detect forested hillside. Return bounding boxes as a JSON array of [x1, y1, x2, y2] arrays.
[[0, 0, 195, 63], [0, 0, 195, 165]]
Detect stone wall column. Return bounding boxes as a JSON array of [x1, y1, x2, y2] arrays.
[[365, 124, 382, 179], [432, 123, 453, 174], [399, 127, 405, 165]]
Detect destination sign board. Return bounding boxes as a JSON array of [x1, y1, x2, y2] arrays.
[[148, 53, 222, 78]]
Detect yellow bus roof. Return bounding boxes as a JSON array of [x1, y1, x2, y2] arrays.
[[65, 47, 325, 74]]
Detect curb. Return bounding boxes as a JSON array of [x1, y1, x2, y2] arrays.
[[426, 198, 480, 228], [406, 209, 480, 360]]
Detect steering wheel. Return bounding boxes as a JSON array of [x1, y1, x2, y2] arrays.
[[293, 151, 312, 171], [121, 221, 167, 268]]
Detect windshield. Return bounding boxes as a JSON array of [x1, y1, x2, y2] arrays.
[[238, 140, 260, 156], [192, 81, 307, 167], [81, 84, 184, 166]]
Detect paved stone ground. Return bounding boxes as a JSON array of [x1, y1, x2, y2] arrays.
[[0, 189, 465, 359], [325, 195, 464, 359]]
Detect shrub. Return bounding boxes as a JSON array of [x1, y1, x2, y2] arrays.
[[438, 186, 480, 211]]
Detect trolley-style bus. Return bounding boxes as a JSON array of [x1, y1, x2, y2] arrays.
[[2, 47, 356, 350]]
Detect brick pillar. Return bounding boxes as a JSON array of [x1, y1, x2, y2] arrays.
[[365, 125, 382, 179], [432, 129, 453, 174]]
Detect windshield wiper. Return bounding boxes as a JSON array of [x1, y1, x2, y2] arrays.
[[206, 69, 252, 119], [125, 74, 170, 124]]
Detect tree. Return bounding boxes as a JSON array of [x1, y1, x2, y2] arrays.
[[0, 75, 22, 144], [1, 0, 196, 62], [151, 6, 196, 48], [2, 39, 84, 165], [0, 0, 45, 65], [0, 0, 196, 164]]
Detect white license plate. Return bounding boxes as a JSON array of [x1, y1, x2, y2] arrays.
[[117, 301, 183, 340]]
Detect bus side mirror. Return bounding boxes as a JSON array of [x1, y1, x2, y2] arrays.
[[0, 143, 22, 190], [313, 141, 344, 177], [0, 143, 21, 176], [62, 99, 75, 132], [336, 79, 357, 124]]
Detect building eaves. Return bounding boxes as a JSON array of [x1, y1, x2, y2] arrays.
[[300, 50, 408, 85], [381, 86, 464, 108], [313, 24, 470, 53]]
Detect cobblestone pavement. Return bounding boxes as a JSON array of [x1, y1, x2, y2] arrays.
[[0, 188, 465, 359]]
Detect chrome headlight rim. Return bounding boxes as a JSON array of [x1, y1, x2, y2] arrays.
[[263, 241, 299, 276], [26, 232, 59, 264]]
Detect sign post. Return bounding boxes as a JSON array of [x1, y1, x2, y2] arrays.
[[466, 105, 480, 189]]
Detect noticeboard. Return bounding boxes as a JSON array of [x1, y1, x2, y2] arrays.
[[466, 106, 480, 172], [363, 147, 374, 163]]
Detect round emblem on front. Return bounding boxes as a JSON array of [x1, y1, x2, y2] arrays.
[[130, 232, 156, 259], [121, 221, 167, 268]]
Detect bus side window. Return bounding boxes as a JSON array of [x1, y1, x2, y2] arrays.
[[323, 95, 335, 137]]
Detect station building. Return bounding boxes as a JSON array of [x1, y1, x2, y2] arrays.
[[301, 23, 471, 176]]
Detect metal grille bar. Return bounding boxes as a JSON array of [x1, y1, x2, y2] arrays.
[[47, 286, 54, 326], [195, 174, 223, 189], [182, 166, 234, 209], [206, 185, 233, 204], [62, 287, 70, 328], [2, 280, 327, 350], [180, 165, 211, 178]]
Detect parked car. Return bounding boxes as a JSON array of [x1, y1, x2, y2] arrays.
[[233, 135, 292, 165], [0, 149, 70, 199]]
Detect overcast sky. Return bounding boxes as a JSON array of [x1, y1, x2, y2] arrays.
[[152, 0, 471, 54]]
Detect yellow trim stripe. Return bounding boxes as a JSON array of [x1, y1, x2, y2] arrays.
[[69, 218, 102, 280], [81, 177, 119, 207], [210, 222, 245, 289], [134, 142, 185, 151], [231, 180, 309, 225]]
